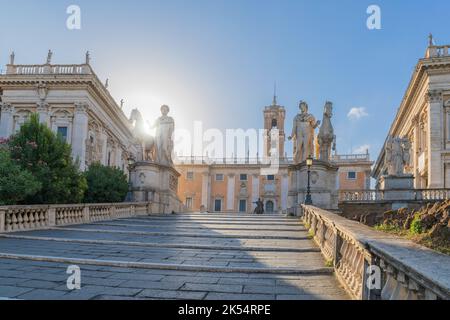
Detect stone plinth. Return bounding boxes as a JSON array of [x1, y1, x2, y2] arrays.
[[288, 159, 338, 212], [379, 174, 415, 201], [131, 161, 182, 213]]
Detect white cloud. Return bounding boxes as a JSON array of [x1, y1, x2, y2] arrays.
[[347, 107, 369, 120], [354, 144, 370, 154]]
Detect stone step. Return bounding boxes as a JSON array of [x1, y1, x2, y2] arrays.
[[0, 234, 319, 253], [49, 226, 309, 240], [0, 253, 334, 275], [92, 222, 306, 232], [121, 218, 302, 226]]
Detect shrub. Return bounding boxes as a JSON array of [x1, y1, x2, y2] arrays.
[[0, 149, 41, 205], [409, 214, 423, 235], [83, 162, 129, 203], [8, 114, 87, 204]]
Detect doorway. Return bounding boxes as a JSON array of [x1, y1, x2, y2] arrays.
[[239, 199, 247, 213], [266, 200, 274, 213]]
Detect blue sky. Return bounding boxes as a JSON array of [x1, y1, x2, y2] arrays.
[[1, 0, 450, 159]]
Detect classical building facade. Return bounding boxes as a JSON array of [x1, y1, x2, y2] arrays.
[[372, 39, 450, 188], [176, 99, 373, 213], [0, 52, 139, 172]]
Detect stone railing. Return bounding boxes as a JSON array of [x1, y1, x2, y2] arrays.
[[301, 205, 450, 300], [339, 189, 450, 202], [174, 155, 294, 165], [0, 202, 155, 233], [330, 153, 370, 162], [426, 45, 450, 58], [6, 64, 92, 75]]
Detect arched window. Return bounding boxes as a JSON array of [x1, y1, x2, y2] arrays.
[[271, 119, 277, 128]]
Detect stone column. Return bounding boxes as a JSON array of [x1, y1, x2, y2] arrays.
[[412, 115, 420, 188], [99, 130, 108, 165], [281, 173, 289, 210], [72, 103, 89, 171], [201, 172, 211, 210], [0, 103, 14, 138], [36, 102, 50, 126], [251, 174, 260, 204], [427, 90, 444, 188], [226, 173, 235, 211]]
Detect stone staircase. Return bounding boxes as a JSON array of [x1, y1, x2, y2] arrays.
[[0, 212, 349, 300]]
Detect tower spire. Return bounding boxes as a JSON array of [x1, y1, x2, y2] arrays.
[[272, 82, 277, 106]]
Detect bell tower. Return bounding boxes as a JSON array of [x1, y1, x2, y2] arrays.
[[263, 88, 286, 158]]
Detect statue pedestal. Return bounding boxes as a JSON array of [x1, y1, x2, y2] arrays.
[[379, 174, 415, 201], [131, 161, 183, 213], [288, 160, 338, 213]]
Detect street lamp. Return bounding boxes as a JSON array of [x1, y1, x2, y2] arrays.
[[305, 155, 313, 205], [125, 156, 135, 202]]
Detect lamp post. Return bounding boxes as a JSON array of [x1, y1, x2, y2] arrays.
[[305, 155, 313, 205], [125, 156, 135, 202]]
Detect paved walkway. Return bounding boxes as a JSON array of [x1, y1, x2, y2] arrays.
[[0, 213, 349, 300]]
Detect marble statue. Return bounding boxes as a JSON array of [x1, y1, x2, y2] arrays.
[[151, 105, 175, 166], [130, 109, 156, 162], [385, 136, 411, 176], [46, 50, 53, 64], [288, 101, 320, 164], [317, 101, 336, 162], [9, 51, 15, 65], [85, 51, 91, 64]]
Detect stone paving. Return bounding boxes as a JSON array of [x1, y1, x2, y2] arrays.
[[0, 213, 349, 300]]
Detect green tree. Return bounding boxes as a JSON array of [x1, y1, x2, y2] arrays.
[[83, 162, 129, 203], [0, 149, 41, 205], [8, 114, 87, 204]]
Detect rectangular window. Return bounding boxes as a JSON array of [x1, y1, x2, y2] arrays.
[[57, 126, 68, 141], [347, 171, 357, 180], [214, 199, 222, 212], [267, 175, 275, 181], [240, 174, 247, 181], [215, 174, 224, 181], [185, 197, 193, 209], [239, 200, 247, 212], [186, 171, 194, 180]]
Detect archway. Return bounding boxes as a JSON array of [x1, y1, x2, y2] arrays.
[[266, 200, 274, 213]]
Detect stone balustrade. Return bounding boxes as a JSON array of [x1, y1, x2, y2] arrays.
[[339, 189, 450, 202], [426, 45, 450, 58], [6, 64, 91, 75], [301, 205, 450, 300], [0, 202, 155, 233]]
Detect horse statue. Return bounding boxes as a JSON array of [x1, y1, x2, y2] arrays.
[[317, 101, 336, 162], [253, 198, 264, 215], [129, 108, 156, 161]]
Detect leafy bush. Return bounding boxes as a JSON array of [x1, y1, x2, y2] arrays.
[[8, 114, 87, 204], [0, 149, 41, 205], [409, 214, 423, 235], [83, 162, 129, 203]]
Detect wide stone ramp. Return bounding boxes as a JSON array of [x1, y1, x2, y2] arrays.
[[0, 213, 349, 300]]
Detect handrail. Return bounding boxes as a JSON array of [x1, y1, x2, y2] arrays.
[[301, 205, 450, 300]]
